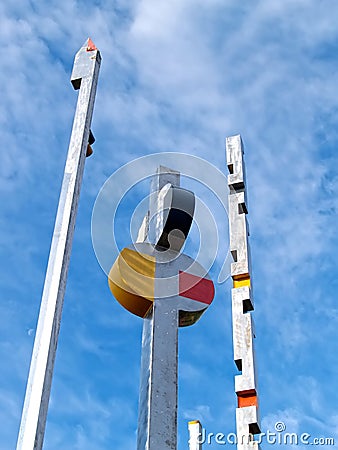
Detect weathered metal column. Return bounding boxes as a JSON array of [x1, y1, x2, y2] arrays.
[[226, 135, 261, 449], [137, 167, 181, 450], [108, 166, 215, 450], [16, 39, 101, 450], [136, 167, 214, 450]]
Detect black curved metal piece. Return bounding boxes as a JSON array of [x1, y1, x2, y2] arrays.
[[155, 185, 195, 252]]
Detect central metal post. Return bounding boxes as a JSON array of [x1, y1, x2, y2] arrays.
[[108, 166, 214, 449], [137, 167, 181, 450], [138, 300, 179, 450]]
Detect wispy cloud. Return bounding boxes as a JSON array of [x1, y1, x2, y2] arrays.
[[1, 0, 338, 448]]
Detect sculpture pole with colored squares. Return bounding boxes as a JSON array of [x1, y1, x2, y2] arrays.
[[226, 135, 261, 449]]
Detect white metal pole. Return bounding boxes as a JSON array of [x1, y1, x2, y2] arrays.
[[188, 420, 203, 450], [16, 38, 101, 450], [226, 135, 260, 449], [137, 167, 181, 450]]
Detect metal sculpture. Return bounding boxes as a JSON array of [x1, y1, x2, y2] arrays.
[[108, 166, 215, 450], [226, 135, 260, 449], [17, 39, 101, 450]]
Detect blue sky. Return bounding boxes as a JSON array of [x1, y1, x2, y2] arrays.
[[1, 0, 338, 448]]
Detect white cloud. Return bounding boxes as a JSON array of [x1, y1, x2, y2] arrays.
[[183, 404, 212, 423], [2, 0, 338, 449]]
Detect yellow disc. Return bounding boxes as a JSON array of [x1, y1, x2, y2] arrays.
[[108, 248, 155, 318]]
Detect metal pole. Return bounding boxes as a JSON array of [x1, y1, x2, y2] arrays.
[[16, 38, 101, 450], [188, 420, 203, 450], [226, 135, 260, 449], [137, 167, 181, 450], [108, 166, 214, 449]]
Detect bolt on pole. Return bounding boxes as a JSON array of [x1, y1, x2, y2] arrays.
[[16, 38, 101, 450]]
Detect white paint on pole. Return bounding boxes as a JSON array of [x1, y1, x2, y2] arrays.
[[136, 212, 149, 243], [16, 39, 101, 450], [236, 407, 260, 450]]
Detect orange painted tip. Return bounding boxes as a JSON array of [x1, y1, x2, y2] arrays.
[[86, 38, 97, 52]]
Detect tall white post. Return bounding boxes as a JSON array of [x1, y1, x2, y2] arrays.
[[226, 135, 261, 449], [188, 420, 203, 450], [16, 38, 101, 450], [137, 167, 181, 450]]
